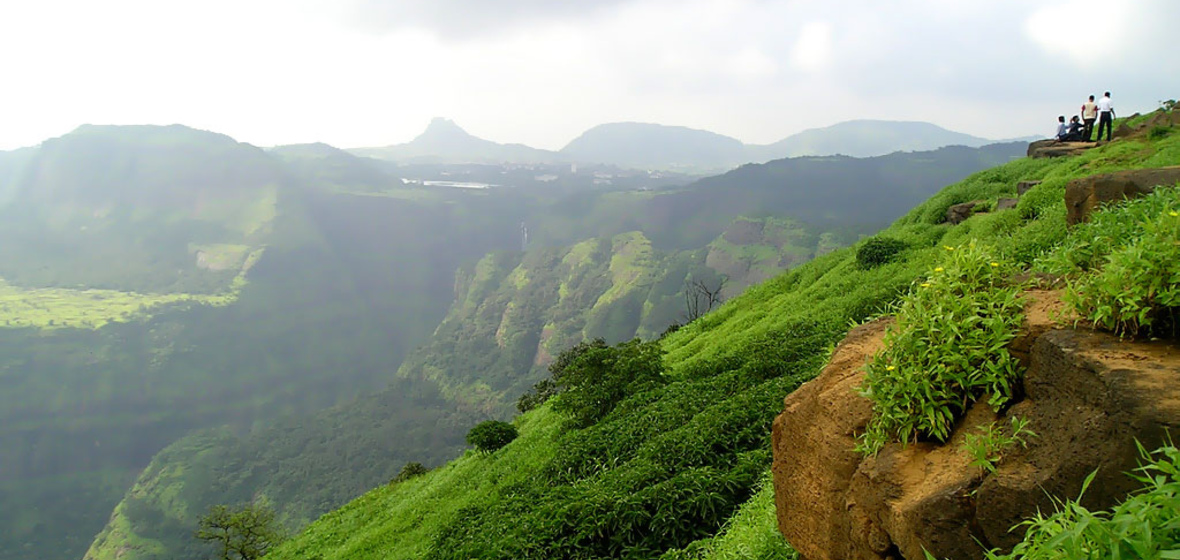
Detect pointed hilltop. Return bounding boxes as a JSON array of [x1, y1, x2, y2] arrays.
[[350, 118, 560, 164]]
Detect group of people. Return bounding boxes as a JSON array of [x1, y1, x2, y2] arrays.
[[1056, 92, 1116, 142]]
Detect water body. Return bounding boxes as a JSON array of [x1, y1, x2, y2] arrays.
[[420, 180, 495, 189]]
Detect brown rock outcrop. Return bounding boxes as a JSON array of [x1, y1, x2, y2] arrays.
[[772, 291, 1180, 560], [946, 200, 984, 225], [1016, 180, 1041, 196], [994, 198, 1018, 211], [1027, 139, 1094, 158], [1064, 166, 1180, 225], [771, 318, 890, 560]]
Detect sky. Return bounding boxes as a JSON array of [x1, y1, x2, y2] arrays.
[[1, 0, 1178, 151]]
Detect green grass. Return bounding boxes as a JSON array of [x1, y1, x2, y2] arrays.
[[982, 442, 1180, 560], [0, 248, 261, 330], [267, 407, 564, 560]]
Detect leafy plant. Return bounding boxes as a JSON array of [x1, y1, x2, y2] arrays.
[[962, 416, 1037, 473], [465, 421, 518, 453], [1061, 191, 1180, 337], [1150, 126, 1173, 140], [550, 337, 666, 428], [858, 242, 1025, 455], [856, 236, 909, 269], [391, 462, 429, 484], [516, 377, 558, 414], [984, 441, 1180, 560]]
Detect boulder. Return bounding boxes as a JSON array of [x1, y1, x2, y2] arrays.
[[946, 200, 984, 225], [995, 198, 1018, 211], [1016, 181, 1041, 196], [772, 291, 1180, 560], [1027, 139, 1094, 158], [1064, 166, 1180, 225]]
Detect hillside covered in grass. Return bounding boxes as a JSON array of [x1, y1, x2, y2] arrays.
[[266, 110, 1180, 559]]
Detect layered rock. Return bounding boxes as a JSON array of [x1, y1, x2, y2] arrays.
[[1064, 166, 1180, 225], [772, 291, 1180, 560], [1027, 139, 1094, 158]]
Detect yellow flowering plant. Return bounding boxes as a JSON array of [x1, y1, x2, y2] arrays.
[[858, 242, 1025, 455]]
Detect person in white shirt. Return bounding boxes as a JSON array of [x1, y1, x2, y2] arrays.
[[1081, 95, 1099, 141], [1096, 92, 1115, 141], [1055, 115, 1069, 141]]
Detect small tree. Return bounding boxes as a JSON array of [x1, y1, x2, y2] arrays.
[[466, 420, 518, 453], [684, 276, 728, 322], [196, 502, 286, 560]]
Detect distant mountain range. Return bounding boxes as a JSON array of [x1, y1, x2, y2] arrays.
[[351, 118, 1035, 171]]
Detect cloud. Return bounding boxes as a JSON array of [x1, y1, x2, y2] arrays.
[[345, 0, 638, 37], [790, 22, 832, 72], [1024, 0, 1129, 68]]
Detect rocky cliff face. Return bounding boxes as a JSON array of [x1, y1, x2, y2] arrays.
[[772, 291, 1180, 560]]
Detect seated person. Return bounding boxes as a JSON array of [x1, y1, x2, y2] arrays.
[[1062, 116, 1086, 141], [1055, 116, 1068, 141]]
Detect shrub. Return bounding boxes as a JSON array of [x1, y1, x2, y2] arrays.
[[1149, 125, 1172, 140], [550, 338, 666, 428], [856, 236, 909, 269], [516, 377, 558, 414], [984, 442, 1180, 560], [465, 420, 518, 453], [858, 242, 1025, 455], [391, 461, 429, 484]]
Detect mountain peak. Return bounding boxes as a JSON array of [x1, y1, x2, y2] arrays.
[[416, 118, 474, 142]]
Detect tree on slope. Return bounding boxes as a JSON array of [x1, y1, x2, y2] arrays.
[[196, 502, 287, 560]]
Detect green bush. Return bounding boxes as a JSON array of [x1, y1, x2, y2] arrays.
[[1149, 126, 1172, 140], [856, 236, 909, 269], [516, 377, 558, 414], [465, 421, 518, 453], [550, 338, 666, 428], [391, 462, 429, 484], [859, 242, 1025, 455], [984, 442, 1180, 560]]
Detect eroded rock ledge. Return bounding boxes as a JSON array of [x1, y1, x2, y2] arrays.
[[772, 292, 1180, 560]]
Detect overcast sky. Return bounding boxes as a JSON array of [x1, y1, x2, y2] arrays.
[[1, 0, 1177, 151]]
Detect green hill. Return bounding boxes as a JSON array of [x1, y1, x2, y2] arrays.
[[748, 119, 995, 160], [0, 124, 280, 295], [0, 126, 1034, 560], [263, 112, 1180, 559], [560, 122, 748, 172], [79, 215, 838, 560]]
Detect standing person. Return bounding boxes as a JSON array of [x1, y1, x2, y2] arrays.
[[1081, 95, 1099, 141], [1096, 91, 1115, 142]]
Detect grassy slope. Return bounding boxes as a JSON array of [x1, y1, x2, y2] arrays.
[[267, 118, 1180, 560]]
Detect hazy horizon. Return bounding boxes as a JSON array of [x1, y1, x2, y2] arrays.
[[2, 0, 1178, 151]]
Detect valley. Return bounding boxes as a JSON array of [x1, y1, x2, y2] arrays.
[[0, 120, 1025, 560]]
